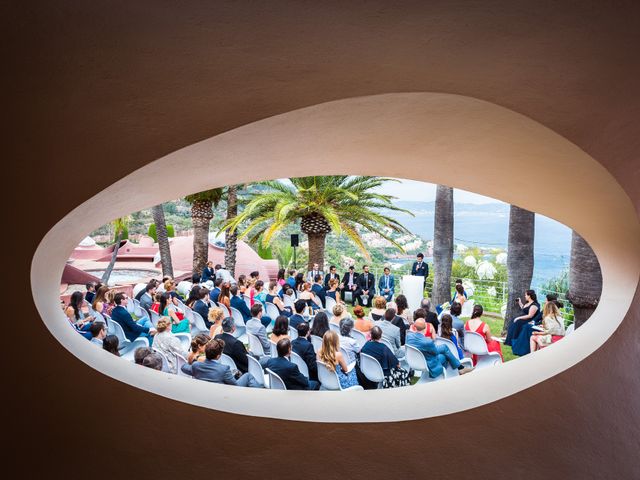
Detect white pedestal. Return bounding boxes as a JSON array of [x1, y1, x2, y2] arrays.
[[401, 275, 424, 312]]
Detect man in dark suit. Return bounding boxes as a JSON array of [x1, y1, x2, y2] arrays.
[[356, 265, 375, 307], [230, 285, 252, 321], [323, 265, 340, 289], [411, 252, 429, 289], [341, 265, 359, 306], [214, 317, 249, 374], [85, 282, 96, 303], [110, 293, 156, 342], [201, 261, 215, 283], [265, 338, 319, 390], [291, 322, 318, 381], [209, 277, 223, 303], [289, 300, 307, 329], [311, 274, 326, 308], [181, 338, 260, 386], [192, 287, 211, 327]]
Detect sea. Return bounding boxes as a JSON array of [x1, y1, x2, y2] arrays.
[[385, 201, 571, 287]]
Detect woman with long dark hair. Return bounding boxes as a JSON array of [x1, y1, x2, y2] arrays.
[[159, 292, 190, 334], [464, 305, 503, 364], [505, 289, 542, 349], [310, 311, 330, 338], [102, 335, 120, 356]]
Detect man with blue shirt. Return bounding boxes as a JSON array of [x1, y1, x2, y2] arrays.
[[406, 319, 473, 377], [209, 277, 223, 303], [378, 267, 395, 302]]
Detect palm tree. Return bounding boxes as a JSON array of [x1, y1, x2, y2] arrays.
[[185, 189, 224, 277], [224, 185, 239, 278], [567, 232, 602, 328], [432, 185, 454, 306], [503, 205, 535, 333], [221, 176, 412, 269], [101, 216, 129, 284], [151, 204, 174, 277]]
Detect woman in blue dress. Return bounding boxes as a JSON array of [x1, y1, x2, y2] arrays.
[[505, 290, 542, 355], [317, 330, 359, 389]]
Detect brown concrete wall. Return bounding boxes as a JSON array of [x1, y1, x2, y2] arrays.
[[6, 1, 640, 478]]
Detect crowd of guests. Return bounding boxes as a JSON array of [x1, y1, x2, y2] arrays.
[[62, 257, 568, 391]]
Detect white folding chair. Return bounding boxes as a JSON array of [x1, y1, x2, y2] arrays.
[[190, 311, 208, 335], [435, 337, 473, 372], [405, 344, 444, 383], [126, 297, 136, 314], [460, 299, 475, 318], [174, 352, 190, 376], [132, 283, 147, 298], [247, 333, 266, 357], [282, 295, 295, 309], [329, 322, 340, 334], [220, 353, 238, 371], [290, 351, 309, 378], [360, 352, 385, 388], [463, 330, 502, 369], [265, 302, 280, 321], [270, 341, 279, 358], [246, 354, 268, 388], [243, 294, 252, 310], [153, 349, 171, 373], [149, 309, 161, 327], [119, 337, 149, 361], [174, 333, 192, 352], [351, 329, 367, 349], [565, 324, 575, 336], [217, 302, 231, 317], [324, 295, 337, 312], [310, 335, 323, 351], [229, 307, 247, 340], [266, 368, 287, 390], [380, 336, 395, 354], [316, 361, 363, 391], [288, 326, 299, 340], [109, 319, 131, 350]]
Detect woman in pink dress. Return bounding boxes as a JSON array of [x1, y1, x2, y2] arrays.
[[464, 304, 503, 365]]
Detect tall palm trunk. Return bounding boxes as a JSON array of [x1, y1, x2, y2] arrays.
[[225, 185, 238, 278], [503, 205, 535, 333], [306, 232, 327, 271], [191, 200, 213, 277], [101, 221, 126, 285], [432, 185, 454, 306], [152, 204, 173, 277], [567, 232, 602, 328]]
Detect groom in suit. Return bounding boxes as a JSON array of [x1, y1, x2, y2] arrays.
[[411, 252, 429, 289], [341, 265, 359, 306], [378, 267, 395, 302], [356, 265, 375, 307]]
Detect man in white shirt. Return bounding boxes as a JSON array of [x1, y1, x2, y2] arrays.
[[306, 263, 324, 283], [214, 263, 236, 285]]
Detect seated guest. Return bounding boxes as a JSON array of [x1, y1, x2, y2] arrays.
[[65, 291, 94, 336], [352, 305, 374, 336], [299, 282, 322, 311], [311, 275, 327, 308], [209, 277, 223, 303], [439, 302, 464, 345], [387, 301, 409, 345], [453, 283, 467, 306], [230, 284, 252, 321], [440, 314, 464, 359], [246, 303, 271, 357], [465, 305, 504, 363], [142, 353, 164, 370], [265, 281, 290, 318], [85, 282, 96, 303], [111, 293, 157, 343], [152, 318, 189, 373], [292, 322, 318, 381], [288, 300, 307, 329], [317, 330, 359, 389], [159, 292, 190, 334], [406, 319, 473, 377], [294, 273, 305, 293], [326, 278, 342, 304], [139, 281, 157, 313], [185, 285, 201, 308], [102, 335, 120, 357], [253, 280, 267, 306], [269, 315, 290, 344], [214, 264, 235, 285], [330, 303, 349, 326], [276, 268, 286, 289], [341, 265, 359, 306], [134, 347, 153, 365], [369, 296, 387, 321], [188, 333, 210, 364], [91, 285, 110, 315], [310, 311, 330, 339], [237, 275, 248, 295], [395, 294, 412, 324], [181, 339, 260, 387], [410, 309, 436, 339], [286, 270, 297, 288], [505, 289, 542, 346], [530, 300, 565, 353], [89, 321, 106, 346], [201, 261, 215, 283], [214, 317, 249, 374], [356, 265, 376, 307], [193, 287, 211, 326], [378, 267, 395, 302], [208, 308, 225, 337], [419, 299, 439, 332], [306, 263, 323, 283], [374, 308, 405, 358], [163, 279, 181, 301], [361, 326, 411, 388], [266, 338, 319, 390], [217, 282, 231, 309], [338, 317, 361, 364]]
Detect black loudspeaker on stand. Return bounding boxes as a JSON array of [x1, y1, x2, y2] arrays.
[[290, 234, 299, 269]]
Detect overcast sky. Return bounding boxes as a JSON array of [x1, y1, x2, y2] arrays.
[[375, 179, 498, 204]]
